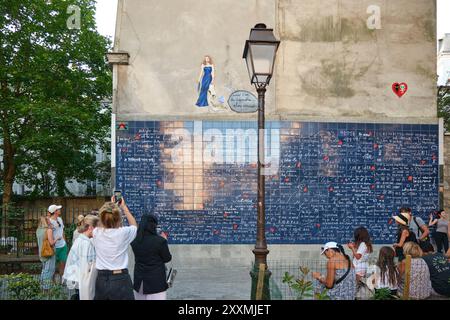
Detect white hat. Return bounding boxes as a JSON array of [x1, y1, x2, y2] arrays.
[[321, 241, 339, 255], [48, 204, 62, 214], [392, 212, 411, 226]]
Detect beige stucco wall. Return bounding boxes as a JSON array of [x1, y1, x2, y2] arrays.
[[113, 0, 276, 119], [113, 0, 437, 122]]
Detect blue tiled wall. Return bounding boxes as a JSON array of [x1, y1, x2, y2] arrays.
[[116, 121, 439, 244]]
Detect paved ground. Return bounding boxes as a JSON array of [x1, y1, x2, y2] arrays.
[[166, 266, 252, 300]]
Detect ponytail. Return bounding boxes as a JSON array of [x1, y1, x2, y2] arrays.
[[337, 244, 351, 263], [77, 214, 99, 233], [76, 214, 84, 227]]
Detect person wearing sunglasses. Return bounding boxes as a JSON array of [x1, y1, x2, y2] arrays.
[[48, 204, 66, 284]]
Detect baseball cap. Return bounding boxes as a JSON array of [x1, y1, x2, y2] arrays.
[[320, 241, 339, 255], [48, 204, 62, 214]]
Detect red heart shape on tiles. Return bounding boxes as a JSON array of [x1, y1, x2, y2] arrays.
[[392, 82, 408, 98]]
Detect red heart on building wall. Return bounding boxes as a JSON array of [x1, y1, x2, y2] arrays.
[[392, 82, 408, 97]]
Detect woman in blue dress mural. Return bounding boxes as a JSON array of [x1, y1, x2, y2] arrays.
[[196, 55, 215, 107]]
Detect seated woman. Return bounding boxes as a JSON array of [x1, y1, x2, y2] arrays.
[[421, 249, 450, 297], [398, 241, 432, 300], [312, 241, 356, 300]]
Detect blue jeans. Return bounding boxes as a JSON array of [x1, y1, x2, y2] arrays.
[[40, 255, 56, 289]]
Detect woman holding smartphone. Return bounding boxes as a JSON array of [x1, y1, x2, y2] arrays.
[[92, 196, 137, 300]]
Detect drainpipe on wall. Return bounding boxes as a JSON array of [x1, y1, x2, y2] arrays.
[[106, 51, 130, 193]]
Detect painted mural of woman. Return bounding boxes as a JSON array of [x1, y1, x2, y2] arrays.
[[195, 55, 215, 107]]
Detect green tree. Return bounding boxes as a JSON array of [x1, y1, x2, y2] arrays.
[[0, 0, 112, 206], [438, 85, 450, 132]]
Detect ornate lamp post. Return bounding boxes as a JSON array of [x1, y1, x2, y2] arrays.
[[243, 23, 280, 300]]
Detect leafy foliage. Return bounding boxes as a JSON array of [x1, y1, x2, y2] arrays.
[[65, 222, 77, 248], [372, 287, 398, 300], [282, 266, 329, 300], [0, 273, 41, 300], [0, 0, 112, 203], [0, 273, 70, 300], [438, 86, 450, 132]]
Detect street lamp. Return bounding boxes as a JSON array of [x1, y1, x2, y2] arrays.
[[243, 23, 280, 300]]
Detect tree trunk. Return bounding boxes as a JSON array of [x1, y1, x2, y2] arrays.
[[2, 129, 16, 237], [56, 169, 66, 197]]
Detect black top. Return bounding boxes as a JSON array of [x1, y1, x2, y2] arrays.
[[131, 231, 172, 294], [395, 227, 417, 261], [421, 253, 450, 297]]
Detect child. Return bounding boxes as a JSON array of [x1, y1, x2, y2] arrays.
[[371, 246, 400, 298], [347, 226, 373, 281]]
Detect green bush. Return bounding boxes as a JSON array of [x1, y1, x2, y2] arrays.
[[22, 263, 42, 274], [0, 273, 41, 300], [44, 283, 67, 300]]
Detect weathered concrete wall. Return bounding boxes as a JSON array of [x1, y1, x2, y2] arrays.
[[114, 0, 437, 122], [276, 0, 437, 120]]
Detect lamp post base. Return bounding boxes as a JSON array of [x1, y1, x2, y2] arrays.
[[250, 264, 272, 300]]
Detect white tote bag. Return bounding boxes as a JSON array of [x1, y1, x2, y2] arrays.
[[79, 261, 97, 300]]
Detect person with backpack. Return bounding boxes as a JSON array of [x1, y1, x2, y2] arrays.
[[312, 241, 356, 300], [392, 211, 417, 261], [406, 207, 434, 254]]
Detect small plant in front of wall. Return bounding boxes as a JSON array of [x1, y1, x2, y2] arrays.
[[372, 287, 398, 300], [314, 288, 331, 300], [282, 266, 314, 300]]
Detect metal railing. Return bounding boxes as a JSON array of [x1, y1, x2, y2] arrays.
[[1, 207, 93, 258]]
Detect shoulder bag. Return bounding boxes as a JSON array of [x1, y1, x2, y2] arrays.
[[166, 262, 177, 288], [334, 258, 351, 286], [41, 231, 54, 258]]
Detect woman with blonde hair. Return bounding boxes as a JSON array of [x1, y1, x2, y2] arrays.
[[71, 214, 85, 244], [63, 214, 99, 299], [36, 215, 59, 290], [398, 241, 432, 299], [195, 55, 215, 107], [92, 197, 137, 300]]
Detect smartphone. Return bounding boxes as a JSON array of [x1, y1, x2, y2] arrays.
[[114, 190, 122, 205]]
